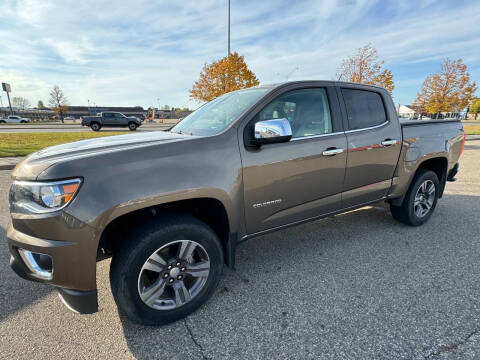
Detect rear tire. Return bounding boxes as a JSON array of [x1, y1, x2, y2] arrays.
[[390, 169, 439, 226], [90, 122, 101, 131], [128, 122, 137, 131], [110, 214, 224, 325]]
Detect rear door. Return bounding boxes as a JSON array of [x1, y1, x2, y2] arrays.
[[337, 86, 402, 208], [240, 85, 347, 234], [102, 112, 115, 125]]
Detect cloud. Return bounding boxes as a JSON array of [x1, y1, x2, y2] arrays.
[[0, 0, 478, 107]]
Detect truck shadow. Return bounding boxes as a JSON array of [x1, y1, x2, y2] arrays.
[[118, 193, 480, 360], [0, 225, 53, 323]]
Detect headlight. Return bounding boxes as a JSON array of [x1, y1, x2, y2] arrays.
[[9, 178, 82, 214]]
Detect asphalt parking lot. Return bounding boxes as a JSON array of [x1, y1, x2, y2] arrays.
[[0, 144, 479, 359]]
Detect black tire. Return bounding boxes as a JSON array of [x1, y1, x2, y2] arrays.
[[110, 213, 224, 325], [0, 120, 5, 124], [128, 122, 137, 131], [390, 169, 440, 226], [90, 122, 101, 131]]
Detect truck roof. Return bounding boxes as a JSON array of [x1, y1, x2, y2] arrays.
[[257, 80, 388, 92]]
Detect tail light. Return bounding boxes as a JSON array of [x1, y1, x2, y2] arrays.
[[460, 131, 466, 155]]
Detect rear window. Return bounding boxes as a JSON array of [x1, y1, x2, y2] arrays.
[[342, 89, 387, 130]]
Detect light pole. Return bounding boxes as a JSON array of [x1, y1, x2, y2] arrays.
[[227, 0, 230, 56]]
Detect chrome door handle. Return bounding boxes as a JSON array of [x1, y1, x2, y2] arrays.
[[322, 148, 344, 156], [381, 139, 398, 147]]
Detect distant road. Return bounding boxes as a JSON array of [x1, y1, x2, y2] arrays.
[[462, 120, 480, 126], [1, 120, 477, 133], [0, 123, 173, 133]]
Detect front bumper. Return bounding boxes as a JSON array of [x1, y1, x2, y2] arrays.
[[7, 221, 99, 314], [9, 255, 98, 314]]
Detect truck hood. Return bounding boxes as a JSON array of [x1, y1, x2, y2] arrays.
[[12, 131, 193, 180]]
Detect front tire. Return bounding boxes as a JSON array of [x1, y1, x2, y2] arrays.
[[128, 122, 137, 131], [390, 169, 439, 226], [110, 214, 224, 325]]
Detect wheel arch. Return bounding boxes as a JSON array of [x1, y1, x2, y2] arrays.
[[391, 155, 448, 206], [97, 196, 236, 267]]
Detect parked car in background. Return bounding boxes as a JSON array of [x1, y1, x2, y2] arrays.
[[8, 81, 464, 325], [64, 116, 76, 121], [81, 112, 142, 131], [0, 115, 30, 123]]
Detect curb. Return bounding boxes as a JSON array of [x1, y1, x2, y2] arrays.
[[0, 157, 25, 171], [0, 164, 16, 171]]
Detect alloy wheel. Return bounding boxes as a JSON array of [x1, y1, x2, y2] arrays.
[[137, 240, 210, 310], [414, 180, 435, 218]]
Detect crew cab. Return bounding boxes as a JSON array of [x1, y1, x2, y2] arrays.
[[7, 81, 464, 325], [81, 111, 142, 131], [0, 115, 30, 123]]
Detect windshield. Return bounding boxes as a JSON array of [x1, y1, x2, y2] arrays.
[[171, 87, 270, 136]]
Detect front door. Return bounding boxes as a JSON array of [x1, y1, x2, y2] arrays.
[[338, 86, 402, 208], [240, 86, 347, 234]]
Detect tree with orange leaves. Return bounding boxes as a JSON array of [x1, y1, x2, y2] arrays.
[[413, 58, 477, 118], [336, 44, 394, 93], [190, 52, 259, 102]]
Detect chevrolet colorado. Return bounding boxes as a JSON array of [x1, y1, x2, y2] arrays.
[[7, 81, 464, 325]]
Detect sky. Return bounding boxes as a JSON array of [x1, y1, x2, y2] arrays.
[[0, 0, 479, 110]]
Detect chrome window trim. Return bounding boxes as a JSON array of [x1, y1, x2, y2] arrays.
[[344, 120, 389, 134], [290, 131, 345, 141]]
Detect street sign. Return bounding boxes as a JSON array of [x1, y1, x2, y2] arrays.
[[2, 83, 11, 93], [1, 83, 13, 114]]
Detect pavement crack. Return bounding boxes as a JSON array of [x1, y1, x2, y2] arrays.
[[424, 328, 480, 359], [184, 318, 209, 360]]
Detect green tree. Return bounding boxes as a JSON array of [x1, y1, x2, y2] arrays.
[[469, 98, 480, 120], [37, 100, 45, 109]]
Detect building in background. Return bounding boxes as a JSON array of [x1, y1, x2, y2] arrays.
[[1, 106, 147, 121], [397, 104, 415, 119]]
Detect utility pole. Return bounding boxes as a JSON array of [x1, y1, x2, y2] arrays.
[[227, 0, 230, 56]]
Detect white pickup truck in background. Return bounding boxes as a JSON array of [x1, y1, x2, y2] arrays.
[[0, 115, 30, 123]]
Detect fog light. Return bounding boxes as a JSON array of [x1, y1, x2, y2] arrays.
[[18, 249, 53, 280]]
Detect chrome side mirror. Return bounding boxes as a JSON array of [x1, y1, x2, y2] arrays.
[[253, 118, 292, 145]]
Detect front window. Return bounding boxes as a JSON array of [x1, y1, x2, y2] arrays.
[[257, 88, 332, 138], [171, 87, 270, 136]]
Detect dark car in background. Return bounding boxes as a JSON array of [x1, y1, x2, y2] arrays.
[[81, 111, 142, 131]]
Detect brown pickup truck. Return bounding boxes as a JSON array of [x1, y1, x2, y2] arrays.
[[7, 81, 464, 325]]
